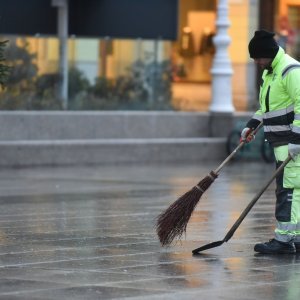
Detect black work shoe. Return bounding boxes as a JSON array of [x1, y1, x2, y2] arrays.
[[254, 239, 296, 254], [295, 243, 300, 252]]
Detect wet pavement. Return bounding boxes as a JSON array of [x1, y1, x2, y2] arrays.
[[0, 160, 299, 299]]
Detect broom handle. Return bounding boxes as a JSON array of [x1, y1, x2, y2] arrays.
[[214, 122, 263, 175], [224, 154, 292, 243]]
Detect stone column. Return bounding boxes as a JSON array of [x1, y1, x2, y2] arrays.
[[209, 0, 234, 137]]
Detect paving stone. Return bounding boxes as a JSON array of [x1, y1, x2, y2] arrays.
[[0, 161, 299, 299]]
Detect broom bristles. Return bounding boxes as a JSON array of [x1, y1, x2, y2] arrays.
[[156, 171, 218, 246]]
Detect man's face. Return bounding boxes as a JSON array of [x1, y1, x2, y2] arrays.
[[253, 58, 273, 70]]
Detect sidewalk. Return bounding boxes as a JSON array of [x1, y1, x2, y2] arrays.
[[0, 160, 299, 299]]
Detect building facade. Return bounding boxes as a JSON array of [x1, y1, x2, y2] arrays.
[[1, 0, 300, 112]]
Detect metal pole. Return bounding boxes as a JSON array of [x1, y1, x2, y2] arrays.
[[209, 0, 234, 112], [151, 38, 159, 104], [52, 0, 69, 109]]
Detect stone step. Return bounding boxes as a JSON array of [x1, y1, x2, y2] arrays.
[[0, 137, 227, 167], [0, 111, 211, 140]]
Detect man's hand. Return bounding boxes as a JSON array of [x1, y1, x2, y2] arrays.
[[240, 127, 255, 143], [288, 143, 300, 160]]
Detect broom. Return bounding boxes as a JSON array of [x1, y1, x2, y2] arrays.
[[156, 122, 263, 246]]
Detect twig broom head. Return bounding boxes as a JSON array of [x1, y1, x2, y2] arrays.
[[156, 171, 218, 246]]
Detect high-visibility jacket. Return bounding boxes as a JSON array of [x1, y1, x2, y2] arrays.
[[247, 46, 300, 147]]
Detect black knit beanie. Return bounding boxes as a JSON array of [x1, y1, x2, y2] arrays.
[[248, 30, 279, 59]]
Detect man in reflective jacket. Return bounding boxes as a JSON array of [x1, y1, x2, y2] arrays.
[[241, 29, 300, 254]]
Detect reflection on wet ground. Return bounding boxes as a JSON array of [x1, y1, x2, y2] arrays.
[[0, 161, 299, 299]]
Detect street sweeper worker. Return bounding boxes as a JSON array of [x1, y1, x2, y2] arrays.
[[241, 29, 300, 254]]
